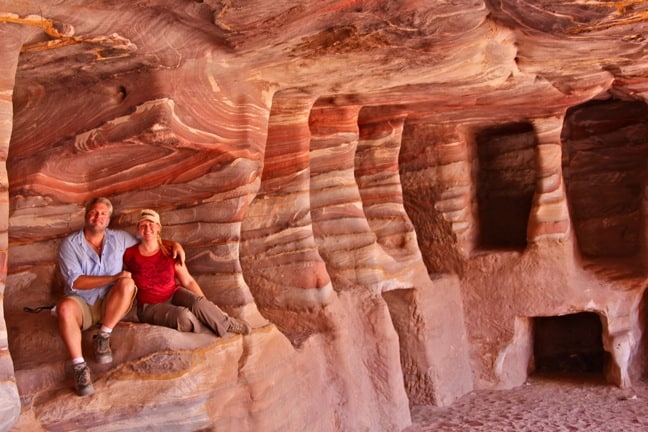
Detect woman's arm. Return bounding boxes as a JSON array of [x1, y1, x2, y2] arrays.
[[174, 261, 205, 297]]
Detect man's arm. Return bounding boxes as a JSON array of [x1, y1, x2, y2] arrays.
[[161, 240, 185, 264], [59, 231, 134, 292], [59, 235, 91, 293], [72, 271, 132, 290]]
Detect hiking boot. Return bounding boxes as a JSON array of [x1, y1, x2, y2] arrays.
[[72, 362, 95, 396], [94, 331, 112, 364], [227, 317, 251, 335]]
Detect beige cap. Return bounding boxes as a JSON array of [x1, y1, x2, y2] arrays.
[[137, 209, 160, 225]]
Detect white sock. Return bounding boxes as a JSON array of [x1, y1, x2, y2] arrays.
[[100, 326, 112, 334], [71, 357, 85, 365]]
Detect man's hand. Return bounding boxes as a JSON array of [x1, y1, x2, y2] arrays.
[[160, 239, 186, 265], [115, 270, 132, 281], [74, 271, 132, 290], [170, 241, 185, 265]]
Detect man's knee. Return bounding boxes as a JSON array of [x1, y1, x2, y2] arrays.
[[57, 297, 79, 318], [56, 297, 84, 328], [112, 278, 136, 297]]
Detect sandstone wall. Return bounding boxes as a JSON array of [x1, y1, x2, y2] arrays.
[[0, 1, 648, 431]]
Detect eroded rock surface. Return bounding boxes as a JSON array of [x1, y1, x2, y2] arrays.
[[0, 1, 648, 430]]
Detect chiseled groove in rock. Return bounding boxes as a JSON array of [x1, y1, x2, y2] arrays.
[[241, 93, 332, 315], [356, 115, 420, 259], [258, 98, 312, 194], [398, 121, 472, 274], [309, 104, 416, 293]]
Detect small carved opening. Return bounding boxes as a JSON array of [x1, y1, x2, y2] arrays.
[[562, 98, 648, 259], [532, 312, 606, 376], [475, 122, 536, 250], [633, 287, 648, 380]]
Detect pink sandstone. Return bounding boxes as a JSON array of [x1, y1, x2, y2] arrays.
[[0, 1, 647, 430]]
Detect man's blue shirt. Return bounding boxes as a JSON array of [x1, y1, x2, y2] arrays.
[[59, 228, 137, 305]]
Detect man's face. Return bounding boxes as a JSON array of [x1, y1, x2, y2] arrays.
[[85, 203, 111, 232]]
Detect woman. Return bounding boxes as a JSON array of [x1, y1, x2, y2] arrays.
[[123, 209, 250, 336]]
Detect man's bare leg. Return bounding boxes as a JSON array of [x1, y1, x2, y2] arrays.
[[57, 297, 84, 360], [57, 297, 94, 396], [94, 277, 136, 364], [102, 277, 136, 328]]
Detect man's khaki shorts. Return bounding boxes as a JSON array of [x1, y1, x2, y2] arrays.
[[67, 287, 137, 330], [67, 295, 105, 330]]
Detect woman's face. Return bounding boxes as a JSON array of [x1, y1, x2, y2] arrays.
[[137, 220, 160, 239]]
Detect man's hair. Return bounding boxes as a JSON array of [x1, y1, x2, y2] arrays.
[[85, 197, 113, 216]]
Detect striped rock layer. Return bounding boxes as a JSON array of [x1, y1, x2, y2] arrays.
[[1, 1, 648, 430]]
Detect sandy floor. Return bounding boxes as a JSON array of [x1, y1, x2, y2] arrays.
[[404, 373, 648, 432]]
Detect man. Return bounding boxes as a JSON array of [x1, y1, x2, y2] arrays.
[[57, 197, 184, 396]]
